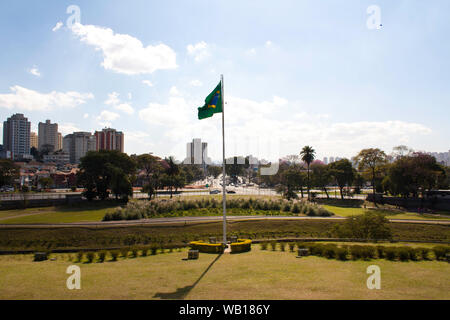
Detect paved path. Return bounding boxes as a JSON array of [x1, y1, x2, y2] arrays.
[[0, 215, 448, 229]]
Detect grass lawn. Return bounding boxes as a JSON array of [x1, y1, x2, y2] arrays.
[[0, 202, 121, 224], [322, 205, 450, 221], [0, 247, 448, 300]]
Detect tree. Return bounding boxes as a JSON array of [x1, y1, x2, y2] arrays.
[[328, 159, 354, 200], [225, 156, 248, 184], [277, 167, 304, 200], [0, 159, 19, 187], [136, 154, 162, 199], [311, 162, 331, 198], [77, 150, 136, 201], [332, 212, 392, 240], [384, 153, 446, 198], [392, 145, 414, 160], [38, 177, 53, 189], [161, 156, 185, 198], [354, 148, 388, 200], [207, 165, 222, 179], [300, 146, 315, 200]]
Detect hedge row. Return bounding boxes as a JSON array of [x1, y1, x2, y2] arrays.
[[68, 244, 183, 263], [103, 198, 333, 221], [260, 242, 450, 262]]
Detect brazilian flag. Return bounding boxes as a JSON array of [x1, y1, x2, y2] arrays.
[[198, 82, 222, 120]]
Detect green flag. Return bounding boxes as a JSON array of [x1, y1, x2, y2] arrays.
[[198, 81, 222, 120]]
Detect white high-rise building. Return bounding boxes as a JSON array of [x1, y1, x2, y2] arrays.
[[38, 120, 59, 152], [185, 138, 209, 165], [3, 113, 31, 160], [63, 132, 97, 164]]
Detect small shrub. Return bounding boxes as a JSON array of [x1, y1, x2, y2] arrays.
[[131, 247, 139, 258], [76, 251, 84, 263], [385, 247, 397, 261], [323, 245, 336, 259], [288, 242, 295, 252], [150, 245, 158, 255], [418, 247, 430, 260], [280, 242, 286, 252], [86, 252, 95, 263], [98, 251, 107, 263], [291, 203, 301, 214], [336, 247, 348, 261], [376, 246, 386, 259], [398, 247, 410, 261], [270, 241, 277, 251], [110, 250, 119, 261], [433, 246, 449, 260], [120, 248, 129, 259], [260, 242, 268, 250], [141, 247, 149, 257]]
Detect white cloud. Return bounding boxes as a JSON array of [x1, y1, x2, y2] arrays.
[[0, 86, 94, 111], [265, 40, 273, 48], [52, 21, 63, 32], [245, 48, 257, 56], [169, 86, 180, 96], [142, 80, 153, 87], [138, 92, 432, 162], [70, 23, 177, 75], [83, 113, 89, 119], [59, 123, 81, 135], [104, 92, 120, 106], [128, 93, 132, 100], [29, 67, 41, 77], [104, 92, 134, 115], [115, 103, 134, 115], [97, 110, 120, 127], [189, 80, 203, 87], [125, 131, 154, 155], [187, 41, 210, 62]]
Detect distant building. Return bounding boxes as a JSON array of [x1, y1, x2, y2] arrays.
[[323, 157, 328, 165], [94, 128, 124, 152], [0, 145, 11, 159], [38, 120, 59, 152], [63, 132, 97, 164], [30, 132, 38, 149], [3, 113, 31, 160], [185, 138, 209, 165], [57, 132, 62, 151], [428, 150, 450, 166], [329, 156, 335, 163], [43, 150, 70, 165]]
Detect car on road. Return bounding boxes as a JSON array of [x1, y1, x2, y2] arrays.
[[226, 190, 236, 194], [209, 189, 221, 194], [0, 186, 14, 192]]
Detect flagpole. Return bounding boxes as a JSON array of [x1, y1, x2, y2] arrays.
[[221, 74, 227, 246]]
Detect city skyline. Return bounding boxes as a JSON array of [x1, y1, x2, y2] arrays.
[[0, 1, 449, 162]]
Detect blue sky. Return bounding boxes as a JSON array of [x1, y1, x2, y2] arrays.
[[0, 0, 449, 161]]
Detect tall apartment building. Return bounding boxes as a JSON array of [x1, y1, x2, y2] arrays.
[[94, 128, 124, 152], [185, 138, 208, 165], [3, 113, 31, 160], [38, 120, 59, 152], [30, 132, 38, 149], [63, 132, 97, 164], [57, 133, 62, 151]]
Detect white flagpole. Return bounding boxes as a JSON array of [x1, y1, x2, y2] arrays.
[[221, 74, 227, 246]]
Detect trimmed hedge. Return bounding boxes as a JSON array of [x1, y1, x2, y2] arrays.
[[230, 239, 252, 254], [190, 241, 225, 254]]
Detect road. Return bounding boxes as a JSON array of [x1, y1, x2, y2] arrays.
[[0, 215, 448, 229]]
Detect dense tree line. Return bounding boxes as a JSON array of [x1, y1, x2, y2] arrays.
[[259, 146, 448, 200]]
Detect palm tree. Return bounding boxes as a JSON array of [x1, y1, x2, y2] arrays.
[[300, 146, 316, 201]]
